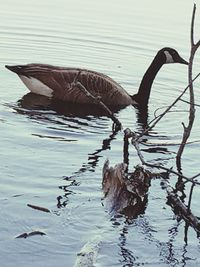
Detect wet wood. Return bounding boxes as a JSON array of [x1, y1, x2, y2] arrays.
[[162, 179, 200, 234], [102, 159, 151, 218]]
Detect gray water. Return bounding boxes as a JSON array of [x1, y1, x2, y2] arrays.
[[1, 0, 200, 266]]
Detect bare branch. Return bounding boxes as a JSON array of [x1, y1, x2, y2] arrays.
[[191, 3, 196, 46], [191, 4, 200, 48], [176, 3, 200, 169]]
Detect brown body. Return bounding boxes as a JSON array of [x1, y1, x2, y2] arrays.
[[6, 64, 133, 106]]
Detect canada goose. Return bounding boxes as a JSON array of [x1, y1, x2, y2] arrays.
[[5, 47, 188, 107]]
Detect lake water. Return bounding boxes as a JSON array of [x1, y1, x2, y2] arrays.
[[1, 0, 200, 266]]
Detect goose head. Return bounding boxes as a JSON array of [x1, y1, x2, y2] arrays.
[[157, 47, 188, 65], [132, 47, 188, 106]]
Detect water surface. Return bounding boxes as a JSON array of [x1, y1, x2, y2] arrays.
[[1, 0, 200, 266]]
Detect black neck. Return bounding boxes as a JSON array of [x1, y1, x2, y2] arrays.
[[132, 54, 165, 106]]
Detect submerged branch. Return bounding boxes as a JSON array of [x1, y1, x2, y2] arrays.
[[162, 178, 200, 235], [123, 128, 135, 168], [123, 130, 200, 234]]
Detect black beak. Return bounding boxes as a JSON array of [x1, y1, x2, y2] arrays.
[[176, 55, 188, 65]]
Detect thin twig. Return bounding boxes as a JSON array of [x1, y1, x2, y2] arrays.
[[191, 3, 196, 46], [180, 98, 200, 107], [191, 4, 200, 48], [183, 172, 200, 186], [153, 105, 169, 119], [152, 108, 188, 127]]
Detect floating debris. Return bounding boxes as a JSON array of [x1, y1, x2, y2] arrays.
[[27, 204, 50, 213], [16, 230, 46, 239]]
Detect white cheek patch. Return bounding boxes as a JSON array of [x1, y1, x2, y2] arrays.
[[19, 75, 53, 97], [164, 51, 175, 63]]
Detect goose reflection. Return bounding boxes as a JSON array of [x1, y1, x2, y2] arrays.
[[17, 92, 124, 117], [17, 92, 151, 127], [17, 92, 172, 158], [135, 104, 149, 130], [16, 92, 121, 142]]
